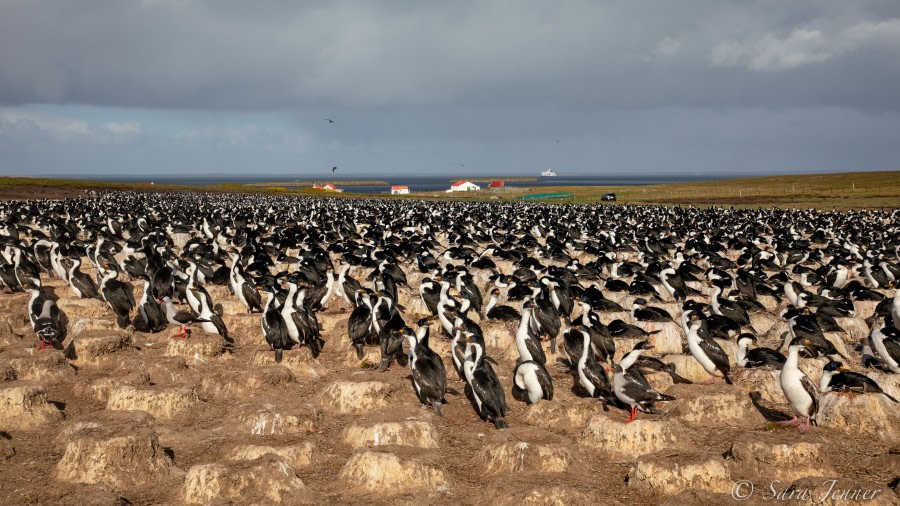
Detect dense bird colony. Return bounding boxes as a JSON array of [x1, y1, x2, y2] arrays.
[[0, 192, 898, 504]]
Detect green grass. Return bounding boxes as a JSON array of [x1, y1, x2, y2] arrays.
[[2, 171, 898, 209]]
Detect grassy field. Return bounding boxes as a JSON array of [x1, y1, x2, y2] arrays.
[[1, 171, 897, 209]]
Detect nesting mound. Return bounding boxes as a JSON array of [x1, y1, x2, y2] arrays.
[[0, 382, 65, 431], [164, 331, 226, 358], [54, 411, 179, 493], [339, 450, 450, 494], [0, 348, 75, 384], [65, 330, 134, 365], [182, 455, 315, 504], [105, 385, 200, 420], [343, 419, 439, 448], [817, 393, 900, 441], [197, 366, 296, 399], [74, 372, 152, 402], [580, 414, 685, 459], [485, 475, 599, 505], [628, 454, 732, 496], [729, 438, 834, 480], [479, 429, 574, 475], [232, 403, 320, 435], [252, 349, 323, 378], [316, 381, 394, 414], [521, 398, 599, 434], [225, 442, 316, 469], [667, 384, 764, 427]]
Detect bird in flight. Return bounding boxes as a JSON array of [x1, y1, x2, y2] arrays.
[[332, 166, 338, 173], [325, 118, 336, 124]]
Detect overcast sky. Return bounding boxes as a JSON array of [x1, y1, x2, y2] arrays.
[[1, 1, 899, 179]]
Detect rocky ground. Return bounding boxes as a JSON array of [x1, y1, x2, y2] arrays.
[[1, 260, 898, 505]]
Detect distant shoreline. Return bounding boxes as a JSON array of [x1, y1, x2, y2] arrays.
[[455, 177, 539, 183], [247, 180, 389, 187]]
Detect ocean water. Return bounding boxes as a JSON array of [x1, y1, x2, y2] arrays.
[[65, 173, 718, 194]]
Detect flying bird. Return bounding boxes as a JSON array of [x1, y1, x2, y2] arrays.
[[332, 166, 338, 173], [325, 118, 336, 124]]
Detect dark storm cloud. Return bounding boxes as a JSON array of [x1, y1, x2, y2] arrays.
[[2, 1, 899, 112], [1, 1, 899, 176]]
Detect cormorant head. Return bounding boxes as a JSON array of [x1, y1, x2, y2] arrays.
[[737, 333, 757, 346], [633, 340, 654, 351], [633, 298, 647, 306], [823, 360, 844, 372]]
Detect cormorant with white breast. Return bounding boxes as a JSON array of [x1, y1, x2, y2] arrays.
[[22, 275, 63, 350], [99, 261, 135, 329], [685, 312, 733, 384], [462, 332, 508, 429], [868, 316, 900, 373], [776, 337, 819, 434], [405, 321, 452, 415]]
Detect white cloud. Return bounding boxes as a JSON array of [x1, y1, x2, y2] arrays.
[[174, 124, 305, 151], [840, 18, 900, 49], [103, 120, 142, 135], [709, 18, 900, 71], [0, 108, 142, 144], [710, 28, 832, 71], [653, 37, 682, 57]]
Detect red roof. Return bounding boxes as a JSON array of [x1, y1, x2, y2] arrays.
[[451, 180, 470, 186], [488, 181, 504, 187], [391, 186, 408, 190]]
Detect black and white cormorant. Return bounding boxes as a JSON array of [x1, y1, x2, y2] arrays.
[[485, 288, 520, 321], [99, 262, 135, 329], [463, 333, 508, 429], [685, 313, 733, 384], [869, 316, 900, 373], [160, 296, 209, 339], [818, 361, 898, 402], [22, 276, 62, 350], [405, 321, 452, 415], [137, 275, 166, 333], [66, 255, 100, 299], [736, 333, 786, 370], [631, 297, 673, 322], [776, 338, 819, 434], [613, 362, 676, 423], [575, 326, 613, 410]]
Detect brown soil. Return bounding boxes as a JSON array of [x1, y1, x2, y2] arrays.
[[1, 271, 898, 505]]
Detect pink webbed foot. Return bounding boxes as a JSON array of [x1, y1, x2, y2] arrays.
[[775, 416, 800, 427]]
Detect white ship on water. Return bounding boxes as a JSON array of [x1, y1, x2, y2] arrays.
[[540, 168, 557, 178]]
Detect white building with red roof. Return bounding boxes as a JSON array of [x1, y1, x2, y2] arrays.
[[391, 185, 410, 195], [446, 180, 480, 192]]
